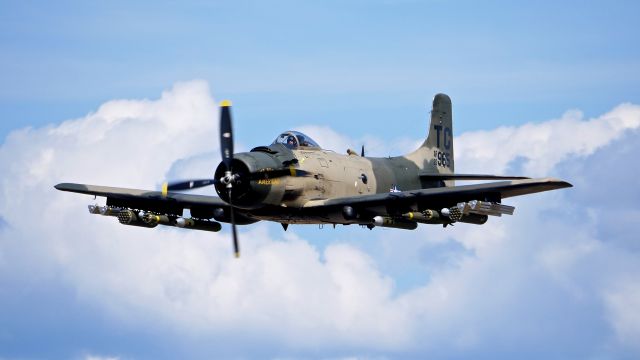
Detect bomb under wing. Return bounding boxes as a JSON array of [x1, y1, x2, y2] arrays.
[[56, 93, 572, 257], [88, 205, 222, 232]]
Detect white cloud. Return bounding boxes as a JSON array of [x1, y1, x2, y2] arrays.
[[1, 80, 640, 358], [605, 281, 640, 349], [455, 104, 640, 176]]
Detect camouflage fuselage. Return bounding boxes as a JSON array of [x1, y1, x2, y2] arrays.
[[213, 92, 456, 224], [283, 147, 445, 207]]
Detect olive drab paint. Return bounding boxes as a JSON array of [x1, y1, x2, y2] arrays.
[[55, 92, 572, 247], [240, 94, 456, 209]]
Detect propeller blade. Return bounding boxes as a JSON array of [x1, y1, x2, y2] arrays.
[[220, 100, 239, 258], [164, 179, 217, 192], [220, 100, 234, 170], [361, 145, 365, 157], [163, 100, 242, 258], [228, 187, 240, 258]]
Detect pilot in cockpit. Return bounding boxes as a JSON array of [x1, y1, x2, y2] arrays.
[[286, 135, 298, 149], [297, 135, 310, 147], [274, 131, 321, 150]]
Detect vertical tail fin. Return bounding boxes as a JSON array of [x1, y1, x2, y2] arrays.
[[425, 94, 453, 157], [406, 93, 454, 173]]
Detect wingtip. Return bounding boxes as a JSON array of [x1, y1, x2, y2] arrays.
[[54, 183, 73, 191], [544, 178, 573, 188]]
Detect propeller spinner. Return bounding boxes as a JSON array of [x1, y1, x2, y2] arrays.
[[162, 100, 314, 257], [162, 100, 240, 257]]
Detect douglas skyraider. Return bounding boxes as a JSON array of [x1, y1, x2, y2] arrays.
[[56, 94, 572, 257]]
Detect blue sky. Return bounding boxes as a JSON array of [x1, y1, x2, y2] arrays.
[[2, 0, 639, 142], [1, 1, 640, 359]]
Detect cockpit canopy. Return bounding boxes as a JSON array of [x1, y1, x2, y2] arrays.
[[272, 131, 321, 150]]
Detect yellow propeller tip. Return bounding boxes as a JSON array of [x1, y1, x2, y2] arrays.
[[220, 99, 232, 107], [161, 182, 168, 196], [234, 252, 240, 258]]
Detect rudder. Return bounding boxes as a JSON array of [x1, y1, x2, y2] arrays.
[[404, 93, 454, 174], [422, 93, 454, 173]]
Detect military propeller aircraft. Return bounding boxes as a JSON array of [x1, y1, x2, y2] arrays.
[[55, 94, 572, 257]]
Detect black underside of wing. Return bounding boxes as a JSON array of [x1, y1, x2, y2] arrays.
[[54, 182, 244, 221], [316, 178, 572, 215]]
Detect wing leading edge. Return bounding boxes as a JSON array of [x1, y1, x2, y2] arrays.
[[54, 182, 244, 222], [55, 177, 571, 229], [55, 182, 227, 207]]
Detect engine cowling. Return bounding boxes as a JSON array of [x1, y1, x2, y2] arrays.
[[214, 152, 286, 209]]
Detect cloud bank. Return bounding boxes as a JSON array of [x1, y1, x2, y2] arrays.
[[1, 80, 639, 359]]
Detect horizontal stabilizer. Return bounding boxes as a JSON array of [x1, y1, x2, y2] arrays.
[[419, 173, 529, 180]]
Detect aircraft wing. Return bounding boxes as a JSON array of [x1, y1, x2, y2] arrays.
[[304, 177, 572, 214], [54, 182, 231, 219]]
